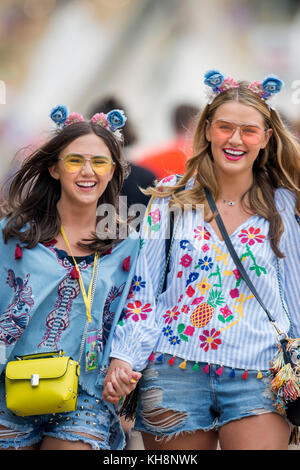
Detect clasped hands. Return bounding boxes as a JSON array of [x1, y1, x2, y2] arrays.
[[102, 358, 142, 405]]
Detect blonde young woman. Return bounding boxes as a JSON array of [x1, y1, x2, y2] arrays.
[[103, 72, 300, 450]]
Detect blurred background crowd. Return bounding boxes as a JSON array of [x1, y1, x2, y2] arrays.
[[1, 0, 300, 198]]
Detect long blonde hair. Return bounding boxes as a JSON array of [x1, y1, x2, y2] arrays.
[[144, 82, 300, 258]]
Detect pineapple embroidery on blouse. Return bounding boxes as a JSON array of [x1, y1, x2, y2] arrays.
[[190, 289, 225, 328]]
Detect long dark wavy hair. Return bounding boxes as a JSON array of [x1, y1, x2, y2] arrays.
[[1, 121, 129, 254]]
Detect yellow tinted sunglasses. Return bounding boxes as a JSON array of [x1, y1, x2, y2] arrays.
[[59, 153, 115, 175]]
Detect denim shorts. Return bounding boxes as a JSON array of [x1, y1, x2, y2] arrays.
[[134, 353, 278, 438], [0, 376, 124, 450]]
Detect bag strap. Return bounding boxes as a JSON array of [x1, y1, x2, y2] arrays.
[[155, 175, 183, 299], [162, 175, 183, 293], [155, 216, 179, 302], [204, 187, 285, 338]]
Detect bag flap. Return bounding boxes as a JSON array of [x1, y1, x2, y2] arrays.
[[6, 356, 72, 380]]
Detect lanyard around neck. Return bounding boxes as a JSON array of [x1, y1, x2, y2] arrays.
[[60, 226, 98, 323]]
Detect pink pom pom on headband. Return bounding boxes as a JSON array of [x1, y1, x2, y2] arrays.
[[49, 105, 127, 141], [203, 70, 284, 109]]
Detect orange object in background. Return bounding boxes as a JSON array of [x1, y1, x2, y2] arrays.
[[137, 103, 200, 180], [138, 136, 193, 180]]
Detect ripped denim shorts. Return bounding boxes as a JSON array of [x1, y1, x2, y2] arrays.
[[134, 353, 277, 438], [0, 375, 124, 450]]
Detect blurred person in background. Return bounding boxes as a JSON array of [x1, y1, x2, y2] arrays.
[[89, 96, 156, 209], [138, 103, 200, 179], [103, 71, 300, 450]]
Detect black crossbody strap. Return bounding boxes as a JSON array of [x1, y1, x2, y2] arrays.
[[204, 187, 277, 325], [162, 175, 183, 293]]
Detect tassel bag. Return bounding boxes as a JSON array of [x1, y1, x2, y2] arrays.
[[205, 188, 300, 426], [5, 228, 99, 416]]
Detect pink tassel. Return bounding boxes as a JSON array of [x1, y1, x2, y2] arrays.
[[216, 366, 223, 376], [168, 356, 175, 366], [203, 364, 210, 374], [148, 352, 155, 362], [70, 266, 79, 279], [15, 244, 22, 259], [122, 256, 130, 271]]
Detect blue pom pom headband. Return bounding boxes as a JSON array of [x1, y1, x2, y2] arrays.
[[49, 105, 127, 141], [203, 70, 284, 109]]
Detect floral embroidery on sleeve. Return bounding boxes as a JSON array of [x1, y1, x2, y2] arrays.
[[160, 175, 177, 184], [132, 275, 146, 291], [124, 300, 152, 322], [148, 209, 161, 232], [163, 306, 179, 324]]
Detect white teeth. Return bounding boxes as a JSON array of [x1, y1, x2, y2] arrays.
[[76, 182, 96, 187], [224, 149, 245, 156]]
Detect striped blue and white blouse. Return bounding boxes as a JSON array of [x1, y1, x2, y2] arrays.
[[111, 176, 300, 374]]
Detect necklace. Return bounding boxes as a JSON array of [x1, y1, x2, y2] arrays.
[[223, 199, 235, 207]]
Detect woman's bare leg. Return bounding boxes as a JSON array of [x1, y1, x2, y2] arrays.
[[142, 429, 218, 450], [218, 412, 290, 450], [0, 424, 38, 450], [40, 431, 103, 450]]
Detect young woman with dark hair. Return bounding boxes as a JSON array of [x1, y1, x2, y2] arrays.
[[0, 107, 141, 450]]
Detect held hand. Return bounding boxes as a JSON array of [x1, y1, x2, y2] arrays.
[[102, 358, 141, 404]]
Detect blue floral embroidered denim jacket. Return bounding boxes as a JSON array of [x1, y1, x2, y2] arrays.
[[0, 219, 139, 398]]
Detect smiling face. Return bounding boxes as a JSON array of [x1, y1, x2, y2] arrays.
[[48, 133, 115, 211], [205, 101, 272, 179]]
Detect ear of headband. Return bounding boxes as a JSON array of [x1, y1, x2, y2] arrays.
[[204, 69, 283, 109], [49, 105, 127, 141]]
